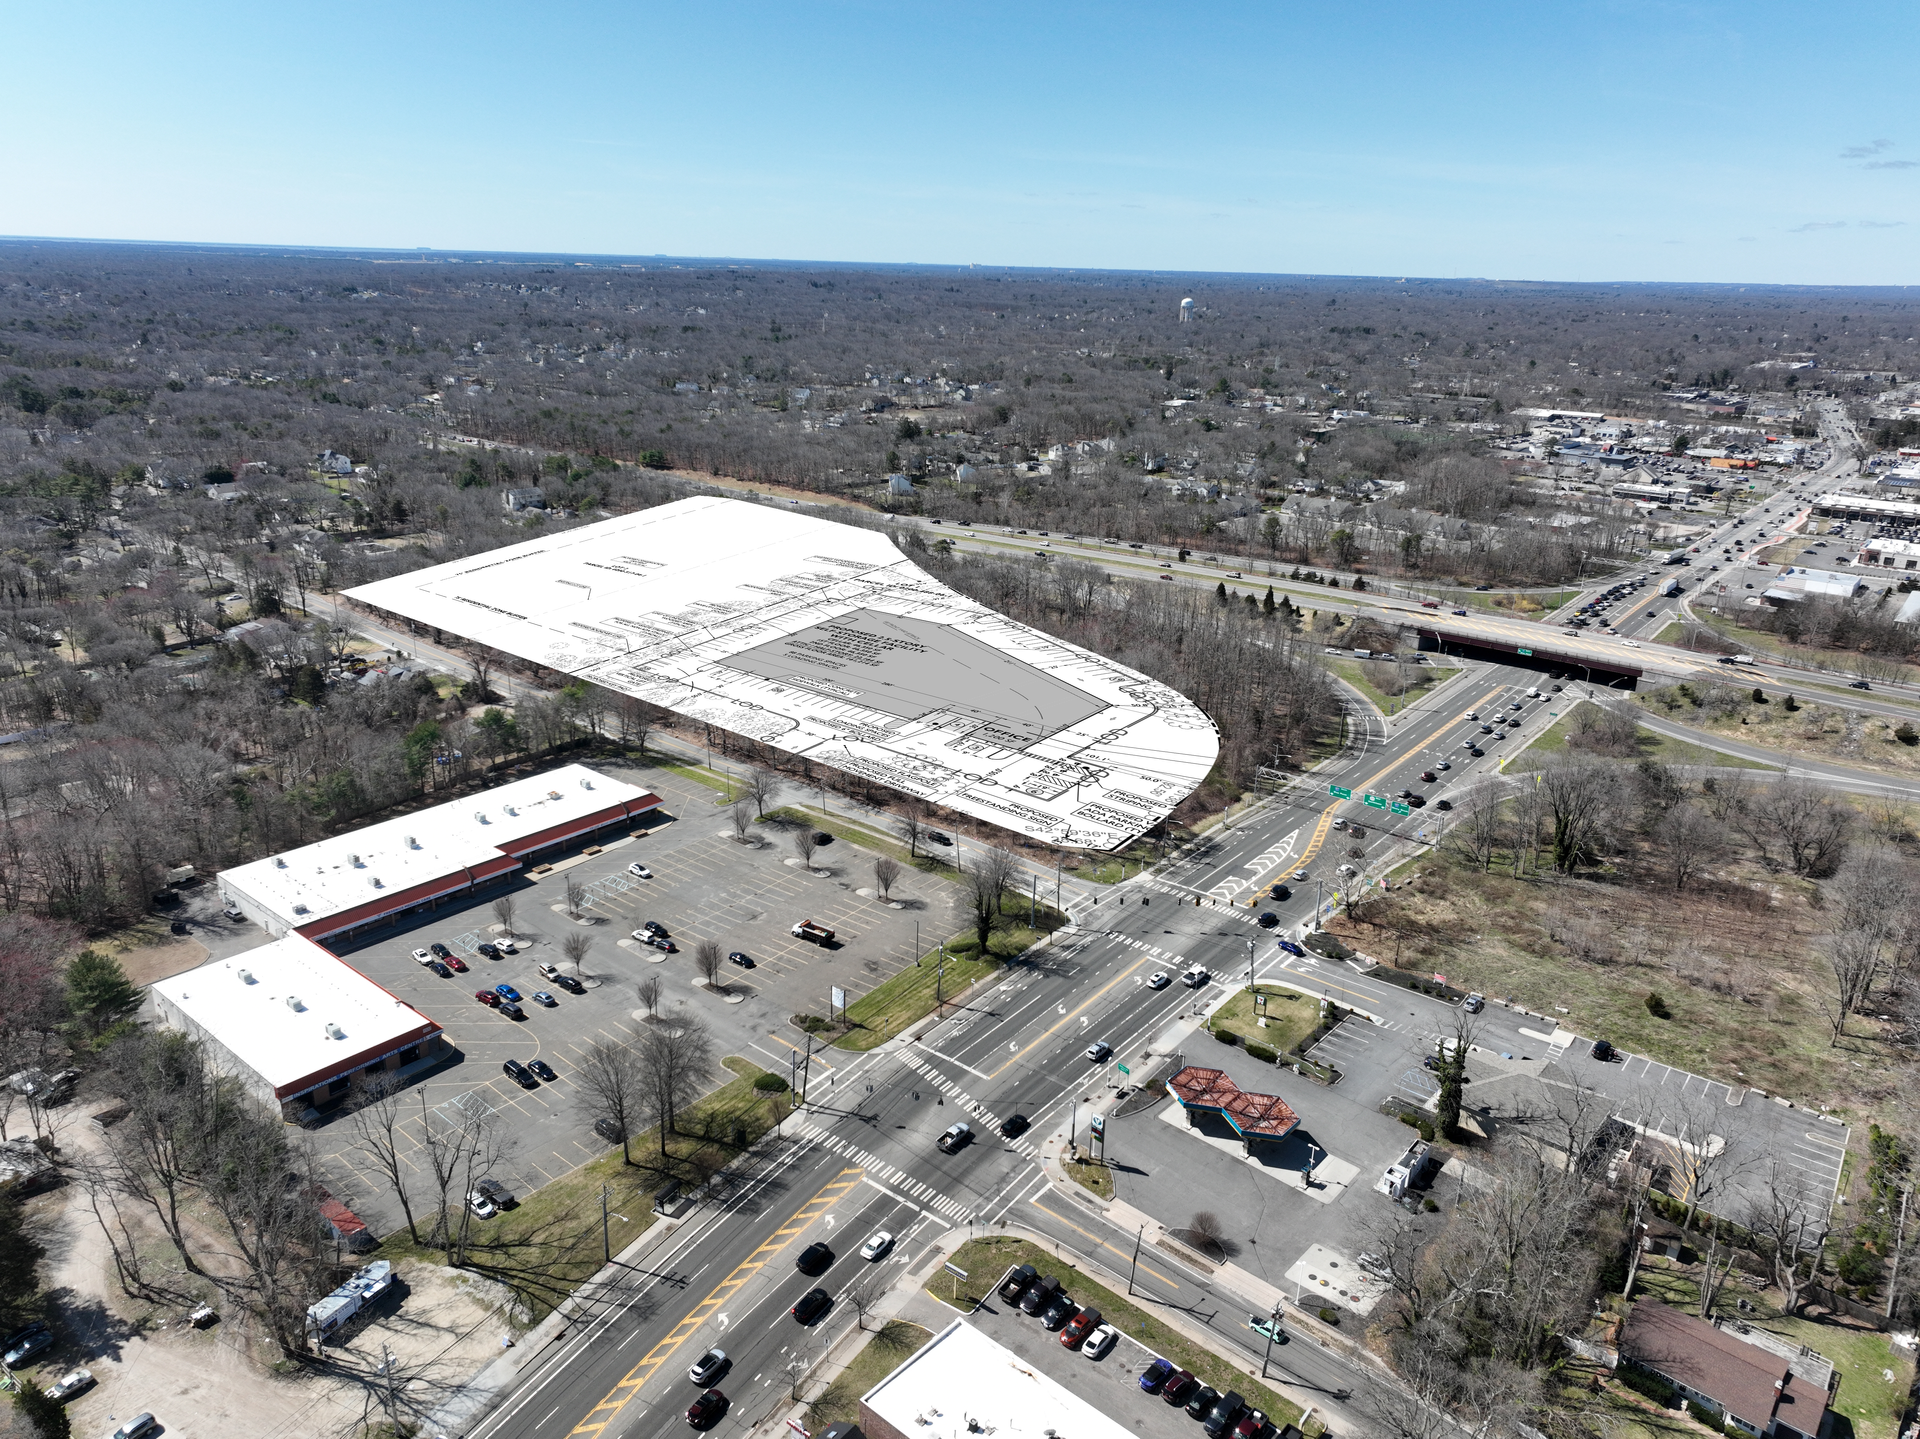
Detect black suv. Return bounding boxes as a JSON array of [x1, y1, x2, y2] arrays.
[[1019, 1275, 1060, 1315], [796, 1242, 834, 1275], [502, 1059, 538, 1088], [791, 1288, 831, 1324]]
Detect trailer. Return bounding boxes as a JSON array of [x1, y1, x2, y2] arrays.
[[305, 1260, 394, 1346]]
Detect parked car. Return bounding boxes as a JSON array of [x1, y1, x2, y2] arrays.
[[494, 937, 518, 954], [1162, 1370, 1198, 1406], [1140, 1358, 1175, 1393], [475, 1177, 516, 1209], [1592, 1039, 1616, 1062], [791, 1288, 831, 1324], [998, 1264, 1037, 1303], [502, 1059, 538, 1088], [937, 1121, 973, 1153], [728, 951, 754, 968], [466, 1190, 498, 1219], [494, 983, 521, 1002], [644, 935, 677, 953], [531, 991, 558, 1007], [627, 862, 653, 879], [529, 1059, 557, 1082], [594, 1117, 625, 1143], [686, 1389, 728, 1429], [1204, 1391, 1246, 1437], [1019, 1275, 1061, 1315], [1040, 1292, 1078, 1330], [537, 962, 564, 981], [3, 1324, 52, 1368], [412, 948, 435, 965], [444, 954, 468, 972], [427, 960, 452, 978], [475, 990, 502, 1007], [43, 1368, 93, 1402], [476, 942, 500, 960], [498, 1000, 526, 1020], [688, 1347, 728, 1385], [1060, 1306, 1102, 1346], [860, 1231, 893, 1261], [429, 942, 451, 960], [796, 1242, 834, 1275], [1187, 1384, 1222, 1419], [1462, 993, 1484, 1013], [641, 920, 670, 938], [111, 1417, 159, 1439], [1082, 1323, 1118, 1360]]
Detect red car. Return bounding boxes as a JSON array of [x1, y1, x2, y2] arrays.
[[686, 1389, 728, 1429], [475, 990, 501, 1007], [1060, 1306, 1102, 1347], [444, 954, 469, 973]]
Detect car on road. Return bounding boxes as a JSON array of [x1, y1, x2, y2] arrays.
[[1140, 1358, 1175, 1393], [1420, 771, 1437, 782], [1435, 760, 1450, 770], [937, 1121, 973, 1153], [1083, 1323, 1118, 1360], [1291, 869, 1309, 881], [494, 983, 521, 1002], [1147, 970, 1170, 989], [1592, 1039, 1616, 1062], [502, 1059, 537, 1088], [1256, 911, 1279, 929], [1850, 680, 1872, 690], [999, 1113, 1030, 1139], [498, 1000, 526, 1020], [1186, 1384, 1222, 1419], [1451, 608, 1467, 615], [688, 1348, 728, 1385], [1406, 794, 1426, 807], [1040, 1292, 1078, 1330], [627, 862, 653, 879], [728, 951, 754, 968], [1086, 1040, 1113, 1062], [42, 1367, 93, 1402], [1478, 723, 1493, 733], [427, 960, 452, 978], [1268, 884, 1290, 900], [797, 1242, 834, 1275], [475, 990, 501, 1007], [110, 1417, 159, 1439], [791, 1288, 831, 1324], [1464, 710, 1478, 720], [1183, 966, 1212, 987], [466, 1190, 498, 1219], [1434, 799, 1453, 811], [531, 991, 557, 1007], [926, 831, 952, 845], [529, 1059, 557, 1082], [412, 948, 435, 965], [1277, 939, 1305, 956], [686, 1389, 728, 1428], [1467, 746, 1484, 757], [1463, 993, 1484, 1013], [861, 1231, 894, 1261], [1060, 1306, 1102, 1346]]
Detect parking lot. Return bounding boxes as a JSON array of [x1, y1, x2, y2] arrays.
[[306, 756, 959, 1231]]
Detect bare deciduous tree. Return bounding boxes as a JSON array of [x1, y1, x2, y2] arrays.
[[730, 800, 752, 842], [637, 1009, 715, 1155], [1186, 1210, 1226, 1259], [1818, 925, 1882, 1045], [872, 855, 901, 901], [695, 938, 724, 989], [793, 829, 818, 869], [964, 845, 1020, 950], [347, 1075, 421, 1242], [1654, 801, 1724, 891], [564, 874, 586, 919], [636, 974, 662, 1019], [1446, 790, 1505, 874], [1538, 754, 1616, 873], [577, 1037, 645, 1164], [1744, 1164, 1830, 1317], [896, 805, 924, 860], [744, 768, 778, 819], [492, 893, 517, 938], [562, 931, 593, 977]]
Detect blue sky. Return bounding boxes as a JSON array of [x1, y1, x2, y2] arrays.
[[6, 0, 1916, 285]]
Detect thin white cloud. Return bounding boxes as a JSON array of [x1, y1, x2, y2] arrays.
[[1789, 221, 1848, 232], [1857, 220, 1907, 228], [1866, 159, 1920, 170], [1841, 139, 1894, 159]]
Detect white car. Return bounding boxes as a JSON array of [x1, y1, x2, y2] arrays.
[[494, 937, 518, 954], [411, 948, 434, 965], [860, 1231, 894, 1261], [627, 861, 652, 878], [43, 1368, 93, 1402], [1082, 1323, 1118, 1360], [1463, 710, 1478, 720], [1147, 971, 1170, 990], [466, 1190, 498, 1219], [537, 962, 562, 981]]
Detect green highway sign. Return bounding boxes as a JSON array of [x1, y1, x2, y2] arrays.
[[1328, 785, 1352, 799], [1362, 792, 1387, 809], [1390, 801, 1411, 816], [1517, 647, 1532, 657], [1117, 1062, 1130, 1076]]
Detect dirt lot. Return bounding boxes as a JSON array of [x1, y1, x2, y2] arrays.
[[1636, 684, 1920, 778], [17, 1102, 522, 1439]]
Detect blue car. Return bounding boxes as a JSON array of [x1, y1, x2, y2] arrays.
[[494, 982, 521, 1002], [1277, 939, 1306, 957], [1140, 1357, 1174, 1393]]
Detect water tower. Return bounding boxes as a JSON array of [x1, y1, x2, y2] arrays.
[[1179, 298, 1194, 323]]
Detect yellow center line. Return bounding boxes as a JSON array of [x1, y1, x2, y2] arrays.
[[565, 1168, 862, 1437], [1030, 1197, 1180, 1289], [765, 1033, 835, 1071], [991, 953, 1155, 1079]]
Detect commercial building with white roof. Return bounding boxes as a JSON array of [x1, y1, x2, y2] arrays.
[[859, 1320, 1135, 1439], [217, 763, 660, 944], [1857, 536, 1920, 571], [151, 934, 447, 1118]]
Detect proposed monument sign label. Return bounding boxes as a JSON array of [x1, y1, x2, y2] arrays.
[[346, 496, 1218, 850]]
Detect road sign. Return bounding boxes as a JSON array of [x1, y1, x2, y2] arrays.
[[1328, 785, 1352, 799], [1517, 647, 1532, 657], [943, 1262, 968, 1279], [1091, 1115, 1106, 1137], [1116, 1062, 1130, 1076], [1390, 801, 1411, 816], [1362, 793, 1387, 809]]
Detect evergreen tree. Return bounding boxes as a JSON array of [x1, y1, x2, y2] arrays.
[[65, 950, 143, 1038], [10, 1383, 68, 1439], [1215, 581, 1228, 604], [1262, 586, 1276, 616], [0, 1188, 46, 1322]]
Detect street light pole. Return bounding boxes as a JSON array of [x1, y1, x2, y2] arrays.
[[1129, 1224, 1144, 1297]]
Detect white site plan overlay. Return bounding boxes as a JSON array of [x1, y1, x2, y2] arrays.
[[347, 496, 1218, 850]]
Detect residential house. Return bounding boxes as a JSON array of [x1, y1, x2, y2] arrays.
[[317, 450, 353, 475], [1620, 1299, 1835, 1439], [502, 487, 547, 512]]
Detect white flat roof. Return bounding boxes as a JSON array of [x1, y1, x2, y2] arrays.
[[218, 764, 655, 929], [347, 497, 1218, 851], [862, 1319, 1135, 1439], [152, 935, 439, 1095]]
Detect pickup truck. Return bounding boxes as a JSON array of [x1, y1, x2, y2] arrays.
[[791, 920, 835, 943], [937, 1121, 973, 1154], [1716, 654, 1755, 666]]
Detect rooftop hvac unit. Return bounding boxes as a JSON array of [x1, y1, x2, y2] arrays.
[[474, 811, 489, 824], [348, 853, 362, 866], [503, 804, 518, 816], [548, 790, 562, 800], [324, 1023, 345, 1040], [286, 995, 304, 1011], [579, 778, 593, 790], [369, 877, 383, 888], [236, 968, 254, 984], [292, 903, 309, 914], [404, 835, 419, 848], [274, 856, 288, 868]]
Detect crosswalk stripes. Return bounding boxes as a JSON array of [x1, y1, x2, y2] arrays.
[[791, 1121, 971, 1221], [895, 1052, 1038, 1158]]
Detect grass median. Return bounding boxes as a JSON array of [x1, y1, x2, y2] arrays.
[[1321, 657, 1460, 716], [935, 1236, 1308, 1431]]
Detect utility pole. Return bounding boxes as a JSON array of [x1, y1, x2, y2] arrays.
[[936, 945, 947, 1014], [601, 1184, 611, 1265], [1129, 1225, 1144, 1296], [1259, 1303, 1284, 1379]]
